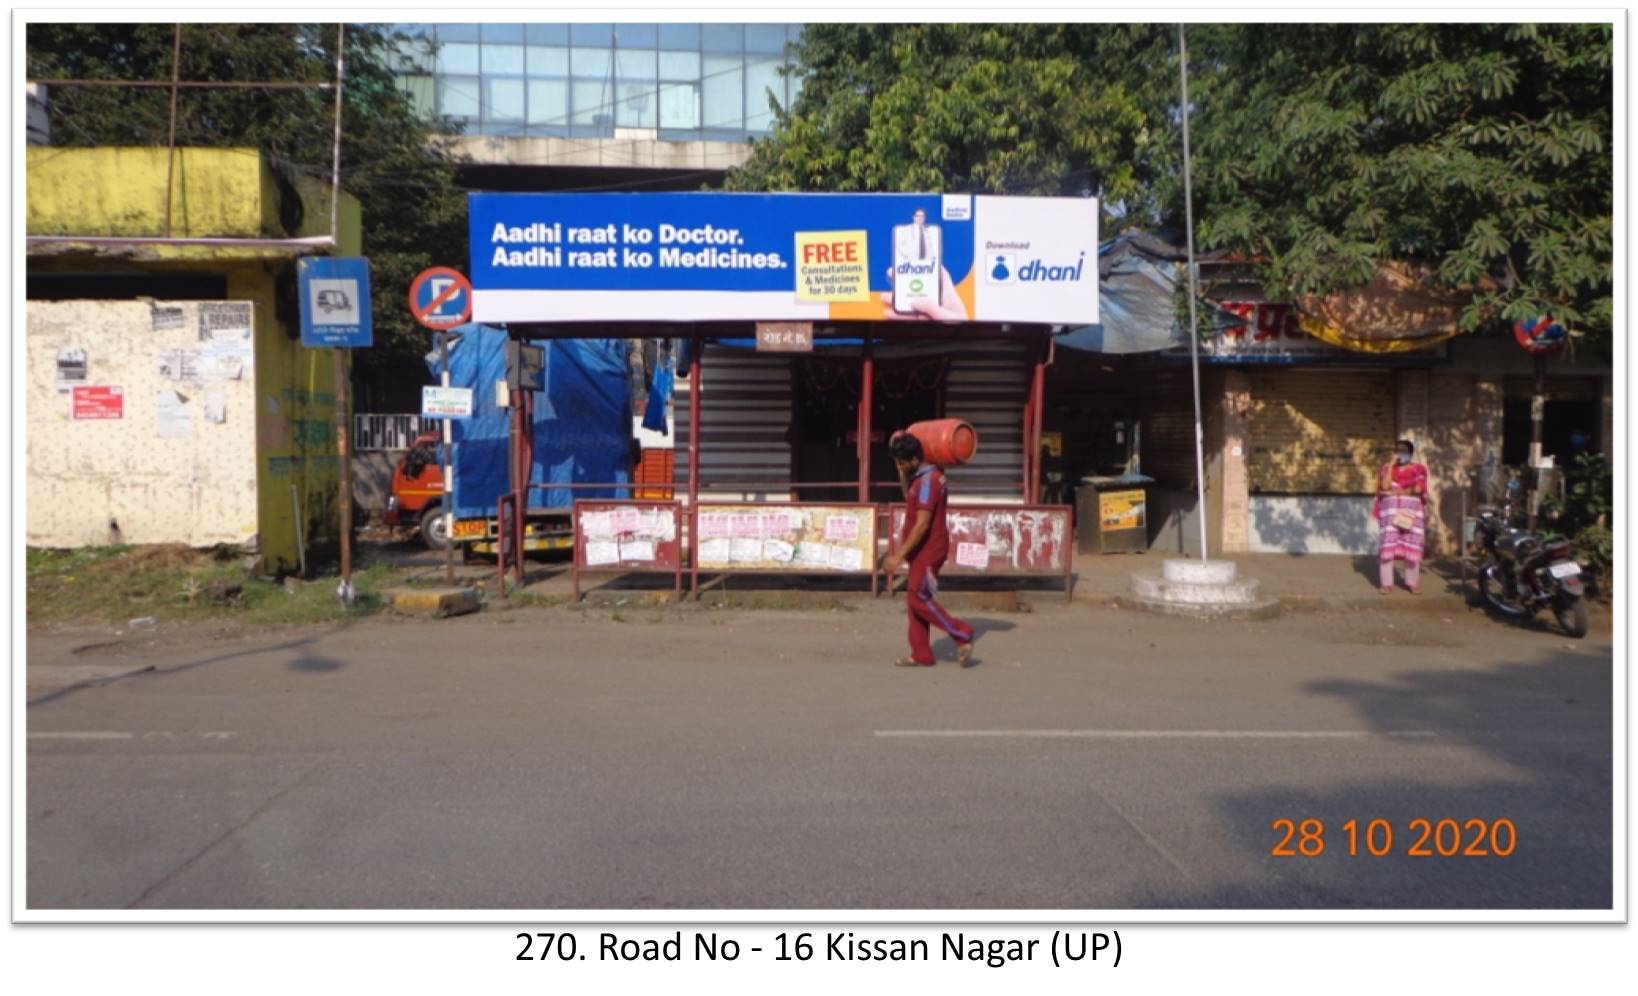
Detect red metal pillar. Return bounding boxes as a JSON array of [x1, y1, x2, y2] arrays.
[[1021, 391, 1035, 504], [513, 385, 530, 585], [858, 337, 874, 503], [1029, 342, 1046, 505], [688, 332, 703, 599]]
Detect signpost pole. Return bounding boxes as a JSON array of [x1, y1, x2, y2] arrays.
[[333, 347, 354, 601], [440, 330, 454, 585], [1180, 23, 1211, 563]]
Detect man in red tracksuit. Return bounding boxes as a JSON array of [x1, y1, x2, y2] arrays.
[[881, 432, 976, 668]]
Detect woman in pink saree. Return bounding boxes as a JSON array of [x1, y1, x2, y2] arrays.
[[1375, 439, 1429, 594]]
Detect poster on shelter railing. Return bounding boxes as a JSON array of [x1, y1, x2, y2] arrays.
[[469, 192, 1097, 326], [694, 503, 877, 573]]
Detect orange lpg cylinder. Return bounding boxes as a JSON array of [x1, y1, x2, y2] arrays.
[[893, 419, 979, 468]]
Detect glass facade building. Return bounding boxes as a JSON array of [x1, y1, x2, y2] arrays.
[[386, 23, 804, 142]]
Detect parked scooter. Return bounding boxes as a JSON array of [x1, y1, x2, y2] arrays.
[[1472, 482, 1589, 637]]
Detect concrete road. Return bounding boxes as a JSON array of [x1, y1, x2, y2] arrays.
[[24, 596, 1614, 911]]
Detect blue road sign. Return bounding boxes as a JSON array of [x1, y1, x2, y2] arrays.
[[298, 256, 373, 348]]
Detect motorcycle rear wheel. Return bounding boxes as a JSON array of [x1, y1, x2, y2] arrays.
[[1554, 597, 1590, 639]]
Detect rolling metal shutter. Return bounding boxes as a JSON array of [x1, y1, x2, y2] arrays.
[[1248, 370, 1394, 494], [941, 341, 1030, 500], [674, 345, 793, 500], [1138, 369, 1200, 487]]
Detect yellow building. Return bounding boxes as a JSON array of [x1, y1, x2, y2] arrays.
[[26, 147, 364, 574]]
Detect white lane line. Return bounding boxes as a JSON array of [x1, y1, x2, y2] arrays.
[[27, 731, 135, 740], [874, 729, 1439, 739]]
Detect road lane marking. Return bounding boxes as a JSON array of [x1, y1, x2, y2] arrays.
[[28, 731, 237, 741], [874, 729, 1440, 739], [27, 731, 135, 740]]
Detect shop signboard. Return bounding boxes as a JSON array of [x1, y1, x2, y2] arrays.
[[469, 192, 1098, 325]]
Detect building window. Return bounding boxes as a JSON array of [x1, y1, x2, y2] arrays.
[[702, 53, 744, 134], [398, 74, 434, 117], [437, 42, 480, 75], [482, 43, 525, 75], [528, 79, 569, 127], [438, 76, 481, 119], [744, 54, 784, 132], [485, 77, 525, 122]]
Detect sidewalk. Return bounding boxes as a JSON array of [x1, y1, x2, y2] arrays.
[[366, 542, 1471, 614]]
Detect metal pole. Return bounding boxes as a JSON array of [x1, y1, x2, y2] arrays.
[[859, 337, 874, 503], [1528, 352, 1546, 528], [329, 24, 346, 246], [688, 333, 703, 598], [333, 348, 354, 601], [1030, 344, 1046, 504], [1179, 23, 1211, 562], [440, 331, 454, 584], [163, 25, 181, 237]]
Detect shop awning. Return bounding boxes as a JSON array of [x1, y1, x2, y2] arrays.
[[1054, 232, 1192, 354]]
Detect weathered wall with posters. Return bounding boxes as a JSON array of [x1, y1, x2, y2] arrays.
[[27, 299, 261, 549], [26, 147, 362, 573]]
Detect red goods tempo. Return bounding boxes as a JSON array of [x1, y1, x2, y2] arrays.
[[891, 418, 979, 468]]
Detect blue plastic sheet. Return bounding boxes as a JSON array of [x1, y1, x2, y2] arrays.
[[428, 324, 631, 517]]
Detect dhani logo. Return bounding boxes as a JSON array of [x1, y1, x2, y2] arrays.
[[895, 260, 937, 276], [986, 251, 1086, 284]]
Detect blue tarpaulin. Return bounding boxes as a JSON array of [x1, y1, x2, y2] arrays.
[[428, 324, 631, 517]]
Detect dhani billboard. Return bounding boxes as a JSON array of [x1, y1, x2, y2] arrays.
[[469, 192, 1098, 325]]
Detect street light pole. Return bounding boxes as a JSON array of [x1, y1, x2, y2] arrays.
[[1179, 23, 1210, 563]]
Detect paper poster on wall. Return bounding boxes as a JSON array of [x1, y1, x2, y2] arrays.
[[150, 306, 186, 331], [696, 503, 876, 572], [203, 391, 227, 425], [156, 348, 200, 382], [156, 389, 191, 438], [55, 347, 88, 393], [955, 542, 991, 570], [620, 540, 656, 563], [585, 540, 619, 566], [199, 302, 253, 343], [71, 385, 123, 420]]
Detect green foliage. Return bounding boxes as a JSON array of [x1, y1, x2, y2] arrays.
[[726, 23, 1180, 227], [1572, 524, 1613, 580], [1187, 24, 1613, 350], [1542, 452, 1612, 534], [26, 23, 467, 365]]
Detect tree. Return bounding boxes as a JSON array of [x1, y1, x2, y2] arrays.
[[726, 23, 1181, 227], [26, 23, 467, 366], [1185, 23, 1613, 347]]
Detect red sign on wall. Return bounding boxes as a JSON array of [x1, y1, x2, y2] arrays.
[[72, 386, 123, 420], [888, 503, 1072, 574]]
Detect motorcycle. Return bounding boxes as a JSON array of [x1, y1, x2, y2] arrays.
[[1471, 484, 1589, 638]]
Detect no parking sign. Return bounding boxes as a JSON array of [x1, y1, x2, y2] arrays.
[[408, 267, 473, 331]]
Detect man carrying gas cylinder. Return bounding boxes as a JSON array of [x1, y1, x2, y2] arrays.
[[880, 427, 976, 668]]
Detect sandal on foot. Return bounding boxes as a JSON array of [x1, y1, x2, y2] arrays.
[[956, 642, 975, 666], [894, 656, 935, 668]]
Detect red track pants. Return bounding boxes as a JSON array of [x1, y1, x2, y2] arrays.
[[906, 555, 975, 664]]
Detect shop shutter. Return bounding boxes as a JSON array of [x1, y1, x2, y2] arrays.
[[942, 341, 1031, 500], [1247, 370, 1395, 494], [674, 345, 793, 499], [1138, 369, 1199, 487]]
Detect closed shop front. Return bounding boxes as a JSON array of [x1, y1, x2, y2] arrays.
[[1246, 369, 1396, 554]]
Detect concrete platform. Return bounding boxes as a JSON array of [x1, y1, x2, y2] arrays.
[[382, 587, 482, 619], [1126, 558, 1282, 619]]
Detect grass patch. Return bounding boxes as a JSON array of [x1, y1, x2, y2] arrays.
[[26, 544, 397, 627]]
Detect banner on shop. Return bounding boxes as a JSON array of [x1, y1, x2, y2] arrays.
[[468, 192, 1098, 325]]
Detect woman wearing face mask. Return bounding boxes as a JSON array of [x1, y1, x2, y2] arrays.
[[1374, 440, 1429, 594]]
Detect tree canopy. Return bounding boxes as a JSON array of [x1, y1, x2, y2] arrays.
[[1186, 23, 1613, 344], [27, 23, 466, 365], [728, 22, 1613, 347], [726, 23, 1180, 227]]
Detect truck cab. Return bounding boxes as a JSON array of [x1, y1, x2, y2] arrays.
[[385, 432, 448, 548]]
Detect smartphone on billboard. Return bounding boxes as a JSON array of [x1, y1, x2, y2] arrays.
[[892, 209, 942, 315]]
